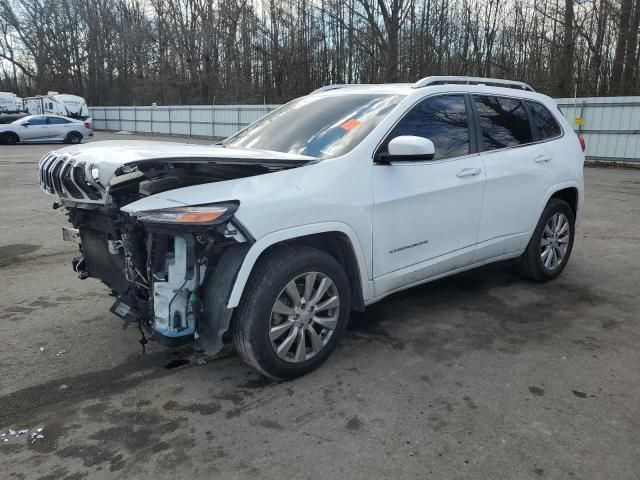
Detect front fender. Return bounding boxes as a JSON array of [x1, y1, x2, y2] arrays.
[[226, 222, 372, 309]]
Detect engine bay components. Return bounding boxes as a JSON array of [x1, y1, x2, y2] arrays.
[[151, 235, 200, 339]]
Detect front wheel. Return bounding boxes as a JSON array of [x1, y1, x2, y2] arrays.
[[232, 245, 351, 379], [517, 198, 575, 281], [0, 132, 18, 145]]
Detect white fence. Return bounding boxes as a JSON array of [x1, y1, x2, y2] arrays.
[[89, 104, 279, 138], [90, 97, 640, 162], [556, 96, 640, 163]]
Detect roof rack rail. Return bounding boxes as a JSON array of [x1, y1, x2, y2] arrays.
[[310, 84, 376, 94], [413, 76, 535, 92]]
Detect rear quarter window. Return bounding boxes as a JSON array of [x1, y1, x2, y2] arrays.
[[526, 101, 562, 140]]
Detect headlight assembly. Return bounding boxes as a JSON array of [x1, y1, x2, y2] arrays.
[[90, 164, 100, 182], [134, 202, 239, 231]]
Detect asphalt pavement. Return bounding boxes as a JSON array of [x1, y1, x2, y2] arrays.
[[1, 133, 639, 479]]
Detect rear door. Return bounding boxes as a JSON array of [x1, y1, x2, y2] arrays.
[[372, 94, 485, 295], [47, 116, 72, 140], [473, 95, 555, 262]]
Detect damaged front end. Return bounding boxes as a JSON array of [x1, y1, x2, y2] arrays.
[[38, 146, 308, 354], [68, 201, 249, 353]]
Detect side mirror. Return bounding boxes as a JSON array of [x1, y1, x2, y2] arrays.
[[385, 136, 435, 161], [23, 121, 30, 127]]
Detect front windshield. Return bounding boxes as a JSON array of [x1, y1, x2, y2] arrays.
[[224, 93, 405, 158]]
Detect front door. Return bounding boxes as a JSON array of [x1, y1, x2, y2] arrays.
[[20, 116, 49, 141], [372, 94, 485, 296]]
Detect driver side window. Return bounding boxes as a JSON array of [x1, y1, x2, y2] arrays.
[[27, 116, 47, 126], [384, 95, 470, 161]]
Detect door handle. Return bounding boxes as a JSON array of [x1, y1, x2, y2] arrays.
[[456, 167, 481, 178], [535, 155, 551, 163]]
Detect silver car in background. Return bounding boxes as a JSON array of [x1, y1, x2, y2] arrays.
[[0, 114, 93, 145]]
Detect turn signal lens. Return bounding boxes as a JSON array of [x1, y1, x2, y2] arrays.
[[175, 210, 225, 223]]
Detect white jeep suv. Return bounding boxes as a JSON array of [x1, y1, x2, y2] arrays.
[[38, 76, 584, 379]]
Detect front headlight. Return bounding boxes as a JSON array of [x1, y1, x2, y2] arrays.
[[90, 164, 100, 182], [134, 202, 239, 229]]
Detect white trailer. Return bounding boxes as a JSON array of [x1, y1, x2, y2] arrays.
[[0, 92, 24, 113], [23, 92, 90, 120]]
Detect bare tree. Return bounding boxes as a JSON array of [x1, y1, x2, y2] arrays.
[[0, 0, 638, 104]]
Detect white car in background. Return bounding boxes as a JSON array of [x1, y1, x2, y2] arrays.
[[0, 114, 93, 145], [38, 76, 584, 379]]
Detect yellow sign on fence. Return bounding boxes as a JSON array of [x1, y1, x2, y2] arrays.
[[575, 117, 585, 126]]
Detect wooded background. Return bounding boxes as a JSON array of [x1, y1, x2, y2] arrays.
[[1, 0, 639, 105]]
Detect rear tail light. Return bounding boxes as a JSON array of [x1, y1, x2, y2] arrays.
[[578, 135, 586, 152], [84, 122, 92, 130]]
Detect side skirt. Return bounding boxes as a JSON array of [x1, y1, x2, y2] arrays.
[[366, 250, 523, 306]]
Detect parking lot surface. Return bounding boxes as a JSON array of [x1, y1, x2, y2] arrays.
[[1, 134, 639, 479]]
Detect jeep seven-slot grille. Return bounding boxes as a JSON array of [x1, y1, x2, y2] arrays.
[[60, 163, 83, 199], [38, 154, 104, 202], [72, 162, 102, 200]]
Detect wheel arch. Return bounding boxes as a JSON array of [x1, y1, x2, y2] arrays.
[[1, 130, 20, 143], [227, 222, 371, 311], [534, 181, 581, 226], [550, 186, 579, 217], [66, 130, 83, 142], [524, 181, 582, 249]]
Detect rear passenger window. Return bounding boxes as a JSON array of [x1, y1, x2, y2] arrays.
[[526, 101, 562, 140], [47, 117, 70, 124], [386, 95, 470, 160], [473, 96, 532, 151]]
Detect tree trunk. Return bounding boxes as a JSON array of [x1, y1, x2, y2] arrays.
[[611, 0, 633, 95], [557, 0, 574, 97], [622, 0, 640, 94]]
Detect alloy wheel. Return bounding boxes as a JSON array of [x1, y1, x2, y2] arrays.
[[540, 212, 570, 271], [269, 271, 340, 363]]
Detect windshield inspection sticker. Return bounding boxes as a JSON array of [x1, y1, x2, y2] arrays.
[[339, 118, 362, 131]]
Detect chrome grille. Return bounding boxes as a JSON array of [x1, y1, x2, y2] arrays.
[[60, 162, 83, 199], [72, 161, 102, 200], [38, 153, 105, 203]]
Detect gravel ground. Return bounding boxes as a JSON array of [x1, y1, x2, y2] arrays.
[[1, 133, 639, 480]]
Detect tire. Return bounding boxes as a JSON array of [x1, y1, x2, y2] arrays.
[[65, 131, 83, 144], [517, 198, 575, 281], [0, 132, 18, 145], [232, 245, 351, 379]]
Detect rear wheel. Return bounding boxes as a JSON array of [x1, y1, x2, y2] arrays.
[[232, 245, 351, 379], [65, 131, 83, 144], [0, 132, 18, 145], [517, 198, 575, 281]]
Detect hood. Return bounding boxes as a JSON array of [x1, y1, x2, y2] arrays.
[[49, 140, 317, 185]]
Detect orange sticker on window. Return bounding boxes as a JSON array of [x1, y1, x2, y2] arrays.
[[340, 118, 361, 131]]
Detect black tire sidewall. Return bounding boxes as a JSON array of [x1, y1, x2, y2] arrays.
[[236, 247, 351, 379], [1, 132, 18, 144], [67, 132, 82, 144], [528, 199, 575, 280]]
